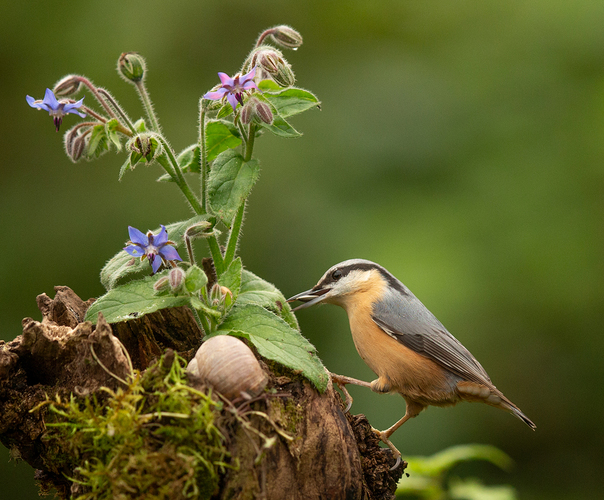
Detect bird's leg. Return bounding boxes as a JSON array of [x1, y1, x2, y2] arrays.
[[372, 401, 424, 471], [371, 415, 411, 471], [330, 373, 371, 413]]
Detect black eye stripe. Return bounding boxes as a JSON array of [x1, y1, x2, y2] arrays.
[[318, 262, 410, 296]]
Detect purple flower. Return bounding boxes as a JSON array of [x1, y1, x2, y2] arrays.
[[203, 67, 259, 112], [124, 225, 182, 274], [26, 88, 86, 132]]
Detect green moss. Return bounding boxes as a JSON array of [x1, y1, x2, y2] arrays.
[[268, 397, 304, 437], [42, 352, 230, 500]]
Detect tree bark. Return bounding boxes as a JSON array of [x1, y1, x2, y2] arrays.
[[0, 286, 405, 499]]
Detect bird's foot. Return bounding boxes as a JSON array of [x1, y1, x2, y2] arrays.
[[330, 373, 371, 413], [371, 427, 403, 471]]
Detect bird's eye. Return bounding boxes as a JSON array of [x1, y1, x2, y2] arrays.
[[331, 270, 342, 280]]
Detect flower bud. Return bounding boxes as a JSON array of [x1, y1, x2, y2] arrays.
[[209, 283, 222, 304], [240, 101, 254, 125], [254, 100, 273, 125], [153, 276, 170, 292], [168, 267, 186, 291], [118, 52, 146, 84], [53, 75, 83, 97], [268, 25, 303, 50], [209, 284, 233, 307], [185, 221, 213, 239], [221, 286, 234, 308], [128, 133, 161, 163], [244, 46, 295, 87], [64, 125, 90, 162], [271, 62, 295, 87]]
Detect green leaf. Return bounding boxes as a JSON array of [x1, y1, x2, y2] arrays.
[[258, 80, 281, 91], [185, 265, 208, 293], [253, 96, 301, 138], [190, 296, 222, 319], [105, 118, 123, 151], [178, 144, 201, 173], [448, 478, 518, 500], [216, 103, 233, 119], [216, 304, 328, 391], [261, 114, 301, 138], [87, 124, 109, 158], [85, 271, 191, 324], [238, 270, 299, 330], [130, 150, 143, 166], [263, 87, 321, 118], [208, 150, 260, 225], [100, 214, 210, 290], [219, 257, 242, 302], [404, 445, 514, 477], [118, 157, 132, 181], [206, 120, 242, 163], [157, 144, 202, 182], [133, 118, 147, 132]]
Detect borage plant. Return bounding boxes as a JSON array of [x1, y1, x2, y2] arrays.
[[27, 25, 328, 392]]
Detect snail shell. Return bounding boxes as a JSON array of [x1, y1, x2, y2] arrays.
[[190, 335, 268, 399]]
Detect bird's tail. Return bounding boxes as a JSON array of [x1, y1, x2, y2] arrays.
[[499, 395, 536, 430]]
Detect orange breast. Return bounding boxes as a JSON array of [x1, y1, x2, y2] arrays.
[[342, 277, 459, 406]]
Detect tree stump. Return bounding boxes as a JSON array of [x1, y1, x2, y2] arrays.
[[0, 286, 405, 499]]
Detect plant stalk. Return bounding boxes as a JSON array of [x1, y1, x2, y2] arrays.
[[156, 150, 203, 215], [224, 202, 245, 268], [135, 81, 161, 132], [199, 104, 208, 214], [97, 88, 137, 134], [244, 124, 256, 162]]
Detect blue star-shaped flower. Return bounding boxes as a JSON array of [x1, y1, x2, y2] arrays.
[[124, 225, 182, 274], [203, 67, 259, 111], [26, 88, 86, 132]]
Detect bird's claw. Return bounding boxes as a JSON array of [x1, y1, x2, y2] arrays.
[[337, 381, 354, 412], [371, 427, 403, 471], [331, 373, 354, 413]]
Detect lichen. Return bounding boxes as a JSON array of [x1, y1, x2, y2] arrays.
[[38, 351, 230, 499]]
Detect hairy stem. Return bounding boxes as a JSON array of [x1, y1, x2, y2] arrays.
[[135, 81, 161, 132], [190, 306, 209, 335], [185, 234, 195, 265], [199, 104, 208, 214], [78, 106, 108, 124], [97, 88, 137, 134], [244, 124, 256, 162], [224, 202, 245, 268], [156, 150, 203, 215], [75, 77, 119, 120], [255, 28, 276, 48], [206, 229, 225, 276]]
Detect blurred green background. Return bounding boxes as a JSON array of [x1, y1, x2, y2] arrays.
[[1, 1, 603, 498]]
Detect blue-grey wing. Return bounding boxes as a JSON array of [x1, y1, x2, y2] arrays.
[[372, 290, 492, 386]]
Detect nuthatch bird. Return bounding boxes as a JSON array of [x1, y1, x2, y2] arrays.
[[287, 259, 536, 469]]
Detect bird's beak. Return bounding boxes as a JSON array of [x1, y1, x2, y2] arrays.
[[286, 287, 330, 311]]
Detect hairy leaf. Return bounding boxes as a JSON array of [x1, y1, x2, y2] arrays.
[[208, 150, 260, 225], [206, 120, 242, 163], [85, 271, 191, 324], [263, 87, 321, 118], [216, 304, 328, 392], [87, 124, 109, 158], [254, 95, 301, 138], [219, 257, 243, 302], [239, 270, 298, 330]]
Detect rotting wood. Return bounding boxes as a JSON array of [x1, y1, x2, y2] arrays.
[[0, 286, 405, 499]]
